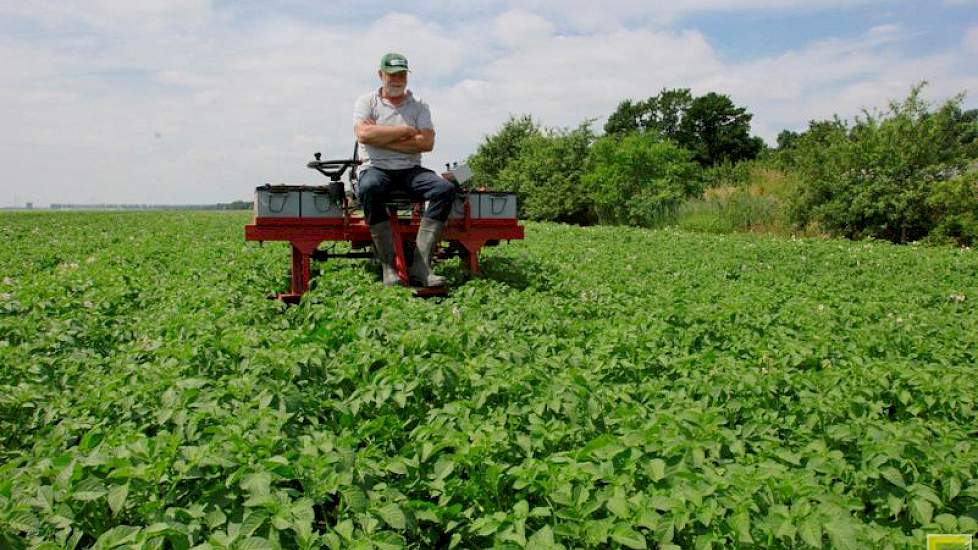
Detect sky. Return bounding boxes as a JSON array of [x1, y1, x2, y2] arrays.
[[2, 1, 977, 207]]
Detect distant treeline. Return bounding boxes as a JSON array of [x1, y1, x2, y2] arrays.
[[48, 200, 253, 211], [467, 82, 978, 246]]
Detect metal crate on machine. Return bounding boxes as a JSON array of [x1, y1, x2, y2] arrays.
[[255, 185, 301, 218], [300, 188, 343, 218], [478, 192, 517, 219], [449, 193, 480, 219]]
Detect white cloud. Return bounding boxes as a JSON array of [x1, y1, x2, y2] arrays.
[[1, 0, 213, 33], [472, 28, 721, 122], [0, 3, 975, 206], [443, 17, 973, 145], [494, 9, 555, 48], [499, 0, 890, 29], [964, 25, 978, 53], [0, 9, 478, 205]]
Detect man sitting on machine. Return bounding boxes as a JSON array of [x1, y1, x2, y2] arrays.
[[353, 52, 456, 287]]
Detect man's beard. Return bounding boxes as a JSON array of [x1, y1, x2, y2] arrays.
[[383, 83, 406, 97]]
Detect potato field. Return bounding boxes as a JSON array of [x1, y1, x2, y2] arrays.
[[1, 211, 977, 549]]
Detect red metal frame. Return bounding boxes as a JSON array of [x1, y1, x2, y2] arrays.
[[245, 203, 524, 302]]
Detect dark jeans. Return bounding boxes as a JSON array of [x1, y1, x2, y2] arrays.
[[357, 166, 456, 226]]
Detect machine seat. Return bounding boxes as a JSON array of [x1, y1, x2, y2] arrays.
[[382, 188, 419, 211]]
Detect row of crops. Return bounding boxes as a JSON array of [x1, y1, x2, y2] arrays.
[[1, 211, 977, 549]]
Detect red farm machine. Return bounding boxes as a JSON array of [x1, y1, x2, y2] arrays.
[[244, 148, 524, 302]]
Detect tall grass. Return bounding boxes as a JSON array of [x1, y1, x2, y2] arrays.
[[672, 162, 800, 235]]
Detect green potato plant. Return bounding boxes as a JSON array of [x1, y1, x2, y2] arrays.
[[1, 211, 976, 549]]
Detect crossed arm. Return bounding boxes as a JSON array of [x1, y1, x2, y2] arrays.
[[355, 119, 435, 154]]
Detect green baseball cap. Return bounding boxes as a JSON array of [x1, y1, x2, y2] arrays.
[[379, 53, 410, 74]]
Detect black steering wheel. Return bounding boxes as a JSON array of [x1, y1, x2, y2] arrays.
[[307, 152, 361, 181]]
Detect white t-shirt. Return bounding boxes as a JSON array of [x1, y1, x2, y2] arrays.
[[353, 88, 434, 170]]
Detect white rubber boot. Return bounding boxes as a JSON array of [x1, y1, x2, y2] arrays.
[[410, 218, 447, 287], [369, 221, 401, 286]]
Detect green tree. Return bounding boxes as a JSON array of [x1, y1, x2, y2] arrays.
[[604, 88, 762, 166], [679, 92, 764, 166], [926, 169, 978, 245], [604, 88, 692, 139], [939, 105, 978, 158], [603, 98, 646, 135], [804, 118, 849, 145], [467, 114, 541, 189], [789, 83, 978, 243], [776, 130, 801, 150], [496, 122, 597, 224], [583, 132, 702, 226], [772, 118, 848, 170]]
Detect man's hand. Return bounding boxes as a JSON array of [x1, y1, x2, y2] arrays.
[[355, 119, 419, 146]]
